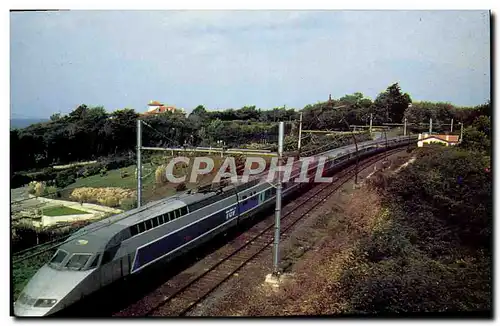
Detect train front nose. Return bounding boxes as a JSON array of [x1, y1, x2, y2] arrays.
[[14, 301, 54, 317], [13, 264, 94, 317]]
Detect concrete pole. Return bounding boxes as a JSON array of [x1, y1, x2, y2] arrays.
[[273, 122, 284, 276], [429, 118, 433, 135], [369, 113, 373, 135], [450, 118, 454, 133], [460, 122, 464, 142], [384, 129, 388, 161], [341, 119, 358, 185], [404, 118, 407, 136], [297, 112, 303, 156], [136, 119, 142, 208]]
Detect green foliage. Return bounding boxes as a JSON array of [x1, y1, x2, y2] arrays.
[[301, 92, 373, 130], [337, 145, 492, 313], [120, 197, 137, 211], [55, 169, 76, 188], [10, 91, 491, 186], [460, 127, 490, 153], [372, 83, 412, 124], [472, 115, 491, 137], [388, 146, 492, 249], [44, 185, 58, 197]]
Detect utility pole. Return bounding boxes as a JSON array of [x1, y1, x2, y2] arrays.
[[369, 113, 373, 136], [137, 119, 142, 208], [384, 128, 388, 162], [460, 122, 464, 142], [340, 119, 359, 185], [297, 112, 303, 156], [404, 118, 407, 136], [450, 118, 454, 133], [429, 118, 433, 135], [273, 122, 284, 276]]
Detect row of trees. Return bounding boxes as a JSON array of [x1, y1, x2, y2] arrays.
[[11, 83, 490, 174]]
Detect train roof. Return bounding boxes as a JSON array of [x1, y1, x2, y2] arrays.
[[62, 188, 234, 249]]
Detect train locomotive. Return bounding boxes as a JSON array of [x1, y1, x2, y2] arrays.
[[13, 135, 415, 317]]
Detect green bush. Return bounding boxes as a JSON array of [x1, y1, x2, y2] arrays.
[[386, 146, 492, 249], [55, 170, 76, 188], [120, 197, 137, 211], [337, 145, 492, 314]]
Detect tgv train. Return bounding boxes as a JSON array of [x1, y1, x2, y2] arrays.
[[14, 136, 415, 317]]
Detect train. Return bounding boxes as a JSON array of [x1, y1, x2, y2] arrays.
[[13, 135, 415, 317]]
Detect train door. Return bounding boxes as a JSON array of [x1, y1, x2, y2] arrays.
[[100, 245, 121, 287], [259, 190, 266, 204]]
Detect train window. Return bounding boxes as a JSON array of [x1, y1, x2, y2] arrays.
[[152, 217, 159, 228], [130, 225, 139, 236], [159, 214, 165, 224], [138, 222, 145, 233], [66, 254, 92, 271], [49, 249, 68, 266], [101, 245, 120, 265], [89, 254, 101, 269], [180, 206, 188, 216]]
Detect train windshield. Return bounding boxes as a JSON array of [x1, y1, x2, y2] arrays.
[[65, 254, 92, 271], [48, 249, 68, 268]]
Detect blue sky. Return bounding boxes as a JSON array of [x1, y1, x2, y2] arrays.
[[10, 10, 490, 118]]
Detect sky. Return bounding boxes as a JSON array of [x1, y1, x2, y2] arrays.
[[10, 10, 490, 118]]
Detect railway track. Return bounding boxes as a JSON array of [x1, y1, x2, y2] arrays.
[[114, 147, 405, 317]]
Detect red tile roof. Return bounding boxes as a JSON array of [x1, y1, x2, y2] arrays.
[[148, 100, 164, 106], [422, 134, 459, 143], [143, 105, 177, 115]]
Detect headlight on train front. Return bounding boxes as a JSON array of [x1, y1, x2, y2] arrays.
[[34, 299, 57, 307]]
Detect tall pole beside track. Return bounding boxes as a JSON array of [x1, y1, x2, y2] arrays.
[[340, 118, 359, 185], [460, 122, 464, 142], [384, 128, 388, 162], [137, 119, 142, 208], [369, 113, 373, 136], [273, 122, 284, 276], [297, 112, 303, 157], [450, 118, 454, 133], [404, 118, 407, 137], [429, 118, 433, 135]]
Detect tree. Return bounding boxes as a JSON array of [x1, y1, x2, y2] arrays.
[[460, 127, 490, 152], [50, 113, 62, 121], [472, 115, 490, 137], [372, 83, 412, 124]]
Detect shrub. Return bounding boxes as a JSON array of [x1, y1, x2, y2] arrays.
[[55, 170, 76, 188], [44, 185, 58, 197], [155, 165, 167, 184], [120, 197, 137, 211], [28, 181, 45, 197], [69, 187, 136, 207]]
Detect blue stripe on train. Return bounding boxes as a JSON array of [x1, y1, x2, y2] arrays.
[[238, 196, 259, 215], [132, 204, 238, 272]]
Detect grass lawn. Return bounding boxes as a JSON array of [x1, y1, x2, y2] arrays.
[[68, 163, 155, 190], [43, 206, 87, 216]]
